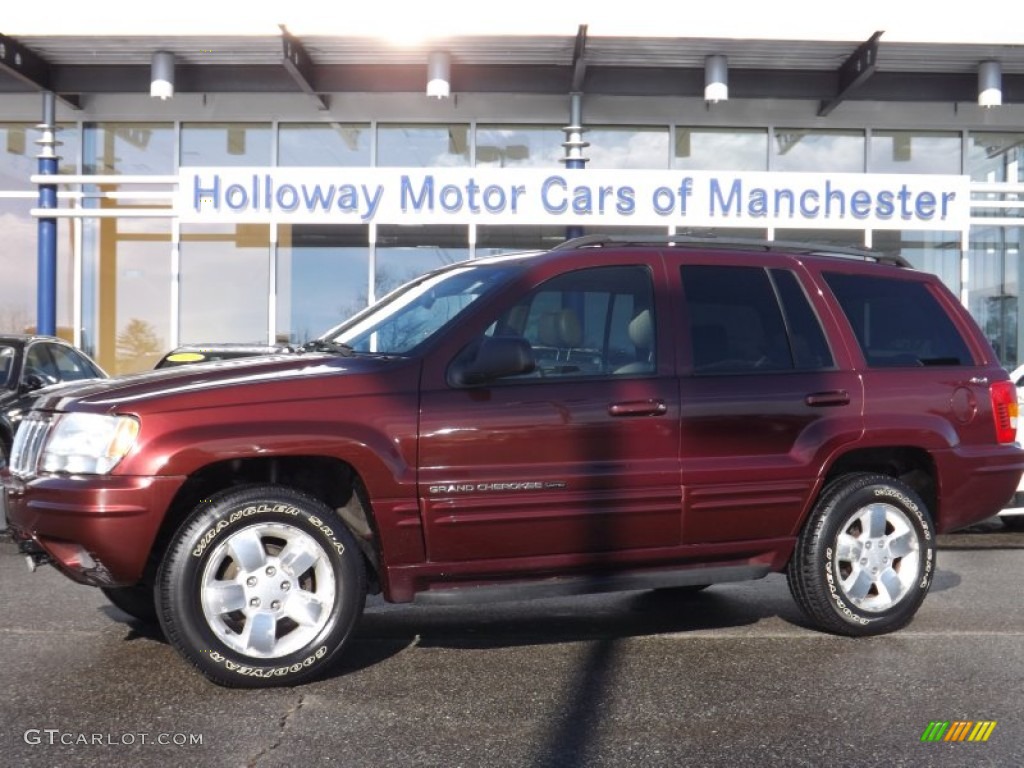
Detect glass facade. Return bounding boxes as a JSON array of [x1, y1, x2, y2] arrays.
[[278, 123, 371, 167], [3, 119, 1024, 373], [179, 224, 271, 345], [673, 128, 768, 171], [277, 224, 369, 343], [0, 123, 78, 338], [377, 124, 470, 167], [773, 129, 864, 172], [588, 126, 670, 169], [476, 125, 564, 168], [869, 131, 961, 175]]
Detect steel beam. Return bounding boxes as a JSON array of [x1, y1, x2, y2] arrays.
[[280, 25, 328, 110], [571, 24, 588, 92], [0, 34, 80, 109], [818, 31, 883, 116]]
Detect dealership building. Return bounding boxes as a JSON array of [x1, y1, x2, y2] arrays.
[[1, 9, 1022, 374]]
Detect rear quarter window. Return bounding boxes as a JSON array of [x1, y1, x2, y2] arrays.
[[823, 272, 973, 367]]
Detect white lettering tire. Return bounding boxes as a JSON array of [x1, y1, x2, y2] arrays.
[[157, 485, 366, 688], [787, 473, 935, 636]]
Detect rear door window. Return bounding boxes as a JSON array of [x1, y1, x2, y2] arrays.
[[682, 265, 794, 373], [770, 269, 834, 370], [824, 272, 973, 367]]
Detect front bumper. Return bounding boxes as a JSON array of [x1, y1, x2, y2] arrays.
[[4, 472, 185, 586]]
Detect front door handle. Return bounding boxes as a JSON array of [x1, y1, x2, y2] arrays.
[[609, 399, 667, 417], [805, 390, 850, 407]]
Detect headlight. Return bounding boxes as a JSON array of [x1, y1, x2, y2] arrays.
[[41, 413, 140, 474]]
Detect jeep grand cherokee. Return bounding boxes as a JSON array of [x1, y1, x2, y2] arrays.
[[4, 235, 1023, 688]]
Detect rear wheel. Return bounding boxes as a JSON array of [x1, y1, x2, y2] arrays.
[[788, 473, 935, 636], [157, 485, 366, 688]]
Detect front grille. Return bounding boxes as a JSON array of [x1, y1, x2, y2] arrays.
[[10, 413, 55, 478]]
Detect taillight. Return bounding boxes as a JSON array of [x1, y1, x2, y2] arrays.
[[990, 380, 1018, 444]]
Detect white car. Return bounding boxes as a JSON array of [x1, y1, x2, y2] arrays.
[[1002, 364, 1024, 530]]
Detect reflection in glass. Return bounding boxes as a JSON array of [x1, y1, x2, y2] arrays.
[[377, 124, 470, 167], [0, 123, 77, 336], [179, 224, 270, 344], [969, 225, 1022, 368], [2, 123, 79, 188], [475, 125, 563, 168], [968, 132, 1024, 183], [277, 225, 369, 344], [869, 131, 960, 175], [80, 218, 172, 373], [279, 123, 371, 167], [375, 226, 469, 301], [83, 123, 174, 175], [327, 264, 515, 355], [774, 228, 865, 250], [477, 225, 570, 255], [181, 123, 272, 166], [83, 123, 175, 213], [588, 126, 669, 169], [674, 128, 768, 171], [773, 129, 864, 172], [872, 230, 961, 293]]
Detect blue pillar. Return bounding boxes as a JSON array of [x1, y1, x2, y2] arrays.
[[36, 91, 59, 336], [561, 91, 588, 241]]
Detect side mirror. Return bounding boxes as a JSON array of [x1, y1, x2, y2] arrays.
[[449, 336, 536, 387], [20, 373, 50, 393]]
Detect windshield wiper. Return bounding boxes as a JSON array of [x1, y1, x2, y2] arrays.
[[301, 339, 355, 356]]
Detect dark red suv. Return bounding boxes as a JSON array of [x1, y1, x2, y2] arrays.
[[4, 236, 1023, 687]]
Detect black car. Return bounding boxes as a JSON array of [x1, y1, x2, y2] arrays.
[[0, 335, 107, 466], [154, 343, 294, 368]]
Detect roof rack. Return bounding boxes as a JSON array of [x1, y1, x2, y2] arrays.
[[551, 234, 912, 268]]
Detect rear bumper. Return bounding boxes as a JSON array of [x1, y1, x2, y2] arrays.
[[3, 472, 185, 586], [937, 444, 1024, 532]]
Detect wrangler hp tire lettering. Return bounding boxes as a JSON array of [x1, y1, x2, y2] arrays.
[[157, 485, 366, 688], [787, 472, 935, 637]]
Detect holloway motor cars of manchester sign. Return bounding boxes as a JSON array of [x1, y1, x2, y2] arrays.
[[175, 167, 971, 231]]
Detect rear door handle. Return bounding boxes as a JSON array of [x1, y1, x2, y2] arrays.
[[805, 390, 850, 407], [609, 399, 667, 417]]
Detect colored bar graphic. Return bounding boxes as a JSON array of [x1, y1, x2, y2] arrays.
[[969, 722, 997, 742], [945, 721, 972, 741], [920, 720, 996, 742], [921, 721, 949, 742]]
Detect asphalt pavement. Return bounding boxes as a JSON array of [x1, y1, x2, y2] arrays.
[[0, 520, 1021, 768]]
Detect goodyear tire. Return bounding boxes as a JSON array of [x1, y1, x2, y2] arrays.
[[787, 473, 935, 636], [157, 485, 366, 688]]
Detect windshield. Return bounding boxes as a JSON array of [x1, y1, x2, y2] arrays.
[[0, 345, 14, 389], [322, 264, 517, 355]]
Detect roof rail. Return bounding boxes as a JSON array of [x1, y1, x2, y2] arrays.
[[551, 233, 912, 268]]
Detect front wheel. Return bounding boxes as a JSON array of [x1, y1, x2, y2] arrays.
[[157, 485, 366, 688], [787, 473, 935, 636]]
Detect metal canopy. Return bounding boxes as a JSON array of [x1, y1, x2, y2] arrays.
[[0, 33, 80, 108], [1, 30, 1022, 106]]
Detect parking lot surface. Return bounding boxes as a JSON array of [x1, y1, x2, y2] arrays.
[[1, 521, 1021, 767]]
